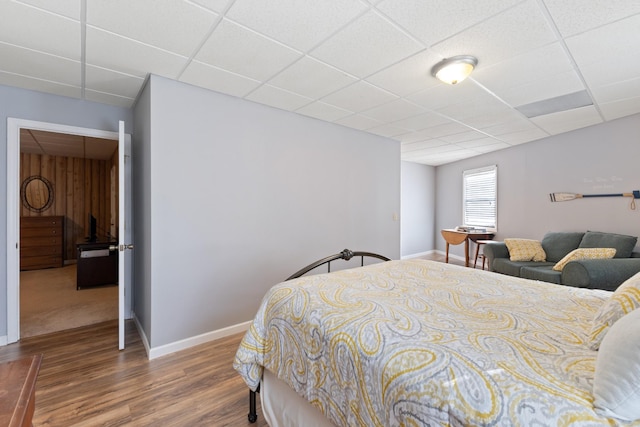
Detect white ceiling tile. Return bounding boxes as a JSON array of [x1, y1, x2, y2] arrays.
[[431, 0, 557, 69], [84, 90, 135, 108], [0, 1, 80, 59], [226, 0, 367, 52], [321, 81, 398, 112], [87, 0, 217, 56], [377, 0, 521, 46], [497, 128, 549, 145], [542, 0, 640, 37], [188, 0, 232, 13], [361, 99, 426, 123], [531, 105, 602, 135], [14, 0, 81, 20], [0, 43, 80, 86], [334, 114, 382, 131], [86, 27, 188, 78], [0, 71, 81, 99], [366, 124, 409, 138], [310, 10, 424, 78], [473, 43, 585, 106], [85, 65, 145, 98], [473, 142, 512, 153], [407, 79, 489, 110], [180, 60, 261, 98], [391, 111, 451, 131], [401, 139, 448, 153], [399, 122, 471, 143], [590, 78, 640, 105], [365, 50, 442, 96], [194, 19, 301, 81], [600, 96, 640, 121], [268, 57, 357, 99], [245, 84, 313, 111], [439, 130, 490, 144], [456, 137, 503, 149], [480, 116, 540, 135], [295, 102, 353, 122]]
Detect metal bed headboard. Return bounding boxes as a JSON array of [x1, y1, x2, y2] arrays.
[[248, 248, 391, 423]]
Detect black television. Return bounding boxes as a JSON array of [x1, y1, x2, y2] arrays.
[[89, 213, 97, 242]]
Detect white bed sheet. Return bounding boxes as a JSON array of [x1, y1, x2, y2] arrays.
[[262, 369, 337, 427]]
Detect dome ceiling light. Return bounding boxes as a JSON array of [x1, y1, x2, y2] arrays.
[[431, 55, 478, 85]]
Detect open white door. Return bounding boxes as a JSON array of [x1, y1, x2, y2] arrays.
[[117, 121, 133, 349]]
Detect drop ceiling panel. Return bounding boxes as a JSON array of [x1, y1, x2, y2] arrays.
[[180, 60, 261, 98], [87, 0, 218, 56], [542, 0, 640, 37], [14, 0, 81, 20], [0, 1, 80, 60], [86, 27, 188, 78], [376, 0, 521, 46], [3, 0, 640, 166], [85, 65, 145, 99], [268, 57, 358, 99], [0, 43, 80, 86], [296, 101, 353, 122], [321, 81, 398, 112], [310, 11, 424, 78], [365, 50, 442, 97], [531, 105, 602, 135], [226, 0, 368, 52], [194, 19, 301, 81], [432, 1, 557, 69], [245, 84, 313, 111]]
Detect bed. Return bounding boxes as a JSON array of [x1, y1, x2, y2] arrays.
[[234, 251, 640, 426]]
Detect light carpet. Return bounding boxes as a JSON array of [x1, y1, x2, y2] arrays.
[[20, 264, 118, 338]]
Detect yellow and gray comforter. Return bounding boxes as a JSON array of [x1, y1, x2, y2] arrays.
[[234, 259, 638, 426]]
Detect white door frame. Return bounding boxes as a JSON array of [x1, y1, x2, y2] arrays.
[[6, 118, 131, 344]]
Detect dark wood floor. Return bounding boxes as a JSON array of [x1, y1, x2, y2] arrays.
[[0, 253, 466, 426], [0, 320, 268, 426]]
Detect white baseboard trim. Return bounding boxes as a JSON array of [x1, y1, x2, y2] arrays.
[[132, 314, 151, 357], [0, 335, 7, 346], [401, 250, 436, 259], [146, 320, 252, 360]]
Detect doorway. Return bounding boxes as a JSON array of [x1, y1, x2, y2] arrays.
[[6, 118, 132, 344], [19, 128, 118, 337]]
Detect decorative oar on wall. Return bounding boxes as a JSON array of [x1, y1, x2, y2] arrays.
[[550, 190, 640, 210]]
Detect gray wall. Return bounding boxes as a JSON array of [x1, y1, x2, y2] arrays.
[[0, 84, 132, 338], [435, 113, 640, 259], [136, 75, 400, 348], [401, 161, 435, 257]]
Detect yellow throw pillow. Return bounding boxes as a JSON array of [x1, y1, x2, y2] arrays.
[[552, 248, 616, 271], [588, 272, 640, 350], [504, 238, 546, 262]]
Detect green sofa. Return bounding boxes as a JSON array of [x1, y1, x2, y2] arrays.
[[483, 231, 640, 291]]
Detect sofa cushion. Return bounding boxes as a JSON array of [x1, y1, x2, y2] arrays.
[[552, 248, 617, 271], [520, 266, 562, 284], [579, 231, 637, 258], [504, 238, 546, 261], [493, 258, 555, 277], [540, 232, 584, 262]]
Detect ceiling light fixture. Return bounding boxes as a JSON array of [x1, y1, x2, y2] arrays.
[[431, 55, 478, 85]]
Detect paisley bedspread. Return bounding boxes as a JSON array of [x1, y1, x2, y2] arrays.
[[233, 259, 638, 426]]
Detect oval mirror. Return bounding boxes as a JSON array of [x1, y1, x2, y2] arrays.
[[21, 175, 54, 213]]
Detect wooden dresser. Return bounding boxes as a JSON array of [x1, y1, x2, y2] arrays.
[[20, 216, 64, 271]]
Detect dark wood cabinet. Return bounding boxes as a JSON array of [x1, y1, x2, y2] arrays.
[[76, 241, 118, 289], [20, 216, 64, 271]]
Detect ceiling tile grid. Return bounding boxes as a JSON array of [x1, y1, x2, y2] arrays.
[[1, 0, 639, 166]]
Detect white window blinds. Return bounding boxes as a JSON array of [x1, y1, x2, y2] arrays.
[[463, 165, 497, 230]]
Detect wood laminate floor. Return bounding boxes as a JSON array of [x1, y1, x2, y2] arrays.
[[0, 320, 268, 427]]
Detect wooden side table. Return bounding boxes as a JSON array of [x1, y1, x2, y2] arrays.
[[0, 354, 42, 427], [441, 229, 494, 267]]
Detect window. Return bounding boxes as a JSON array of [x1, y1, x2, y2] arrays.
[[463, 165, 497, 231]]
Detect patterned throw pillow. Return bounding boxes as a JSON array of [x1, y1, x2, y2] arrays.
[[552, 247, 617, 272], [588, 272, 640, 350], [504, 238, 546, 262]]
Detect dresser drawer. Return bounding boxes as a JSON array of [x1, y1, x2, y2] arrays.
[[20, 226, 63, 238], [21, 255, 63, 270], [20, 216, 64, 270], [21, 245, 62, 257], [20, 236, 63, 248]]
